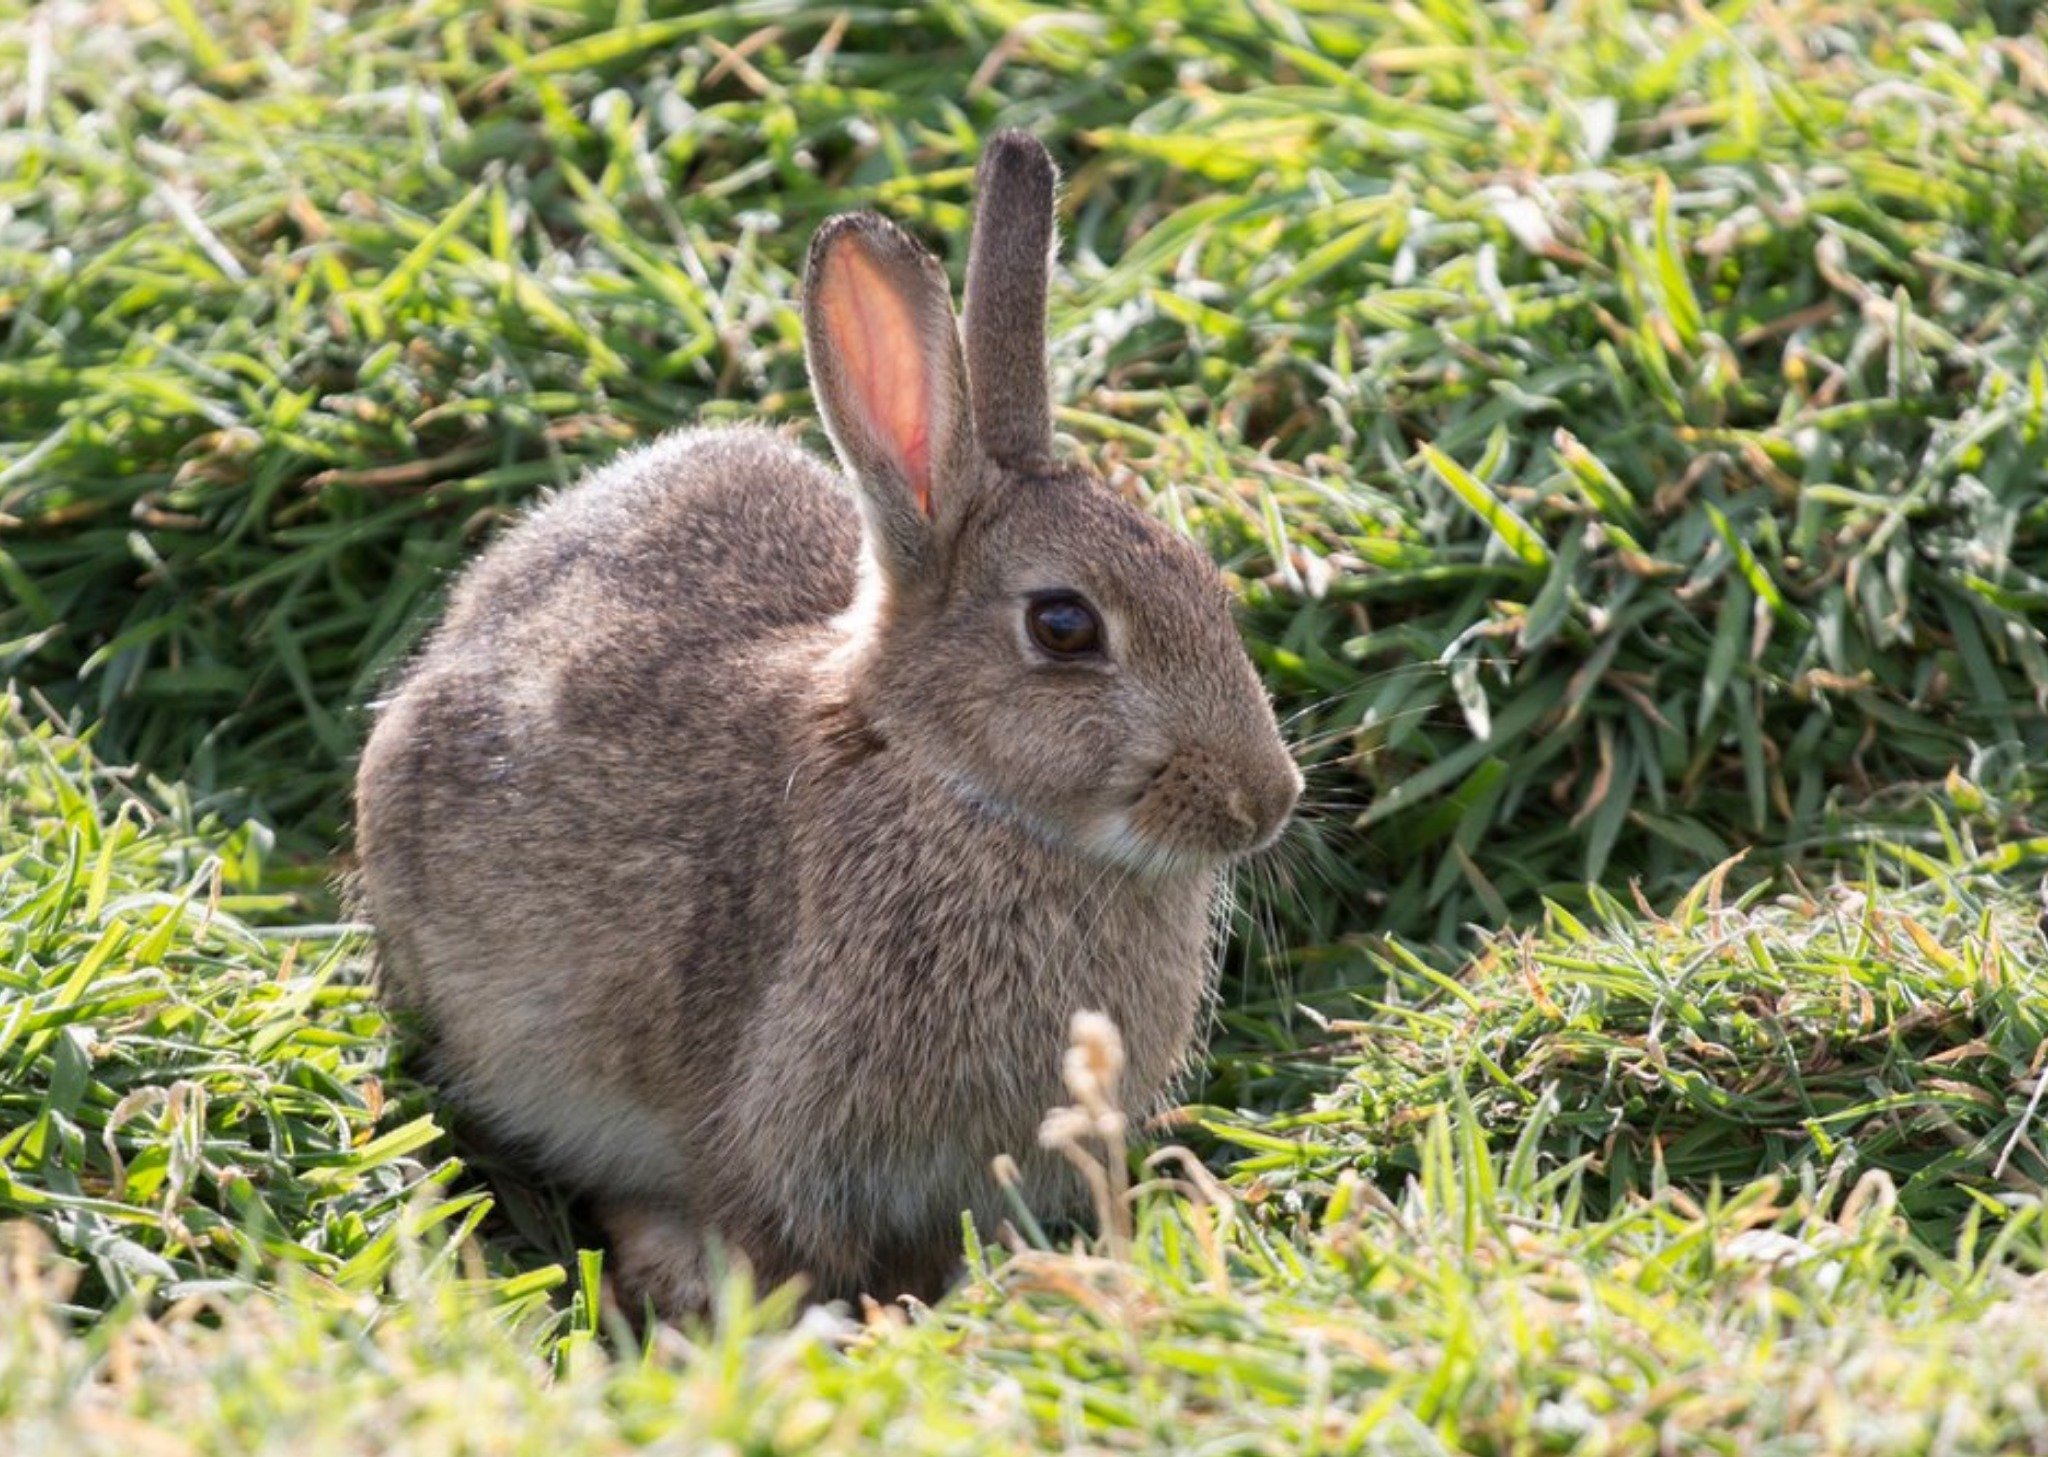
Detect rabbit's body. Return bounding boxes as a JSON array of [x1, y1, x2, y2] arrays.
[[361, 429, 1213, 1298], [357, 134, 1297, 1313]]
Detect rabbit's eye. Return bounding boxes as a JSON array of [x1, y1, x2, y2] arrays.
[[1025, 593, 1104, 659]]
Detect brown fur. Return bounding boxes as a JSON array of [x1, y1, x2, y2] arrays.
[[963, 131, 1056, 467], [353, 132, 1299, 1314]]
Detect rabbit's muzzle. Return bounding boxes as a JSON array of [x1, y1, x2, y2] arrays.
[[1128, 741, 1301, 862]]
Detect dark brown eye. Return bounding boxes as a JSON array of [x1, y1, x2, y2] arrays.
[[1025, 593, 1104, 659]]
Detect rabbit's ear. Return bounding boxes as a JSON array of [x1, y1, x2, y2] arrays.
[[804, 213, 977, 582], [962, 131, 1057, 468]]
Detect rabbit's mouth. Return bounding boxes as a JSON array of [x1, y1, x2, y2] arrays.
[[1112, 748, 1301, 870], [930, 753, 1291, 879], [1070, 759, 1267, 879], [1082, 815, 1229, 880], [931, 764, 1231, 879]]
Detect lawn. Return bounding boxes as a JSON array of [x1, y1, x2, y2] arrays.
[[3, 0, 2048, 1451]]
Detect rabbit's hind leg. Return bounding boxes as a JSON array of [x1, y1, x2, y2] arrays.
[[598, 1200, 827, 1322], [598, 1203, 721, 1323]]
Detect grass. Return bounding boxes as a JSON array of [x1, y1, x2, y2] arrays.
[[2, 0, 2044, 952], [5, 0, 2048, 1451], [5, 666, 2048, 1452], [9, 1124, 2048, 1455], [1210, 846, 2048, 1250]]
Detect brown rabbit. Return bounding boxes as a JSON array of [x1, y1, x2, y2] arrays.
[[353, 132, 1299, 1315]]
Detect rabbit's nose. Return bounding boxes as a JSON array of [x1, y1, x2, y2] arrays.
[[1229, 749, 1301, 852], [1129, 745, 1299, 861]]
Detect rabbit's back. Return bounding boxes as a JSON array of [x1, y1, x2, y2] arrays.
[[440, 425, 858, 657], [356, 426, 859, 1190]]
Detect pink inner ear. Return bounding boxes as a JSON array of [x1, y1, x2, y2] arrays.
[[819, 242, 934, 515]]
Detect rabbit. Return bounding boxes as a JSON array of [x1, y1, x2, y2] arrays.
[[353, 131, 1301, 1316]]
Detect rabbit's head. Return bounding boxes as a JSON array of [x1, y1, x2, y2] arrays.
[[802, 132, 1298, 876]]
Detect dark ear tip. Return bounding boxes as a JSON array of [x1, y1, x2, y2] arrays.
[[805, 210, 932, 280], [978, 130, 1058, 197]]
